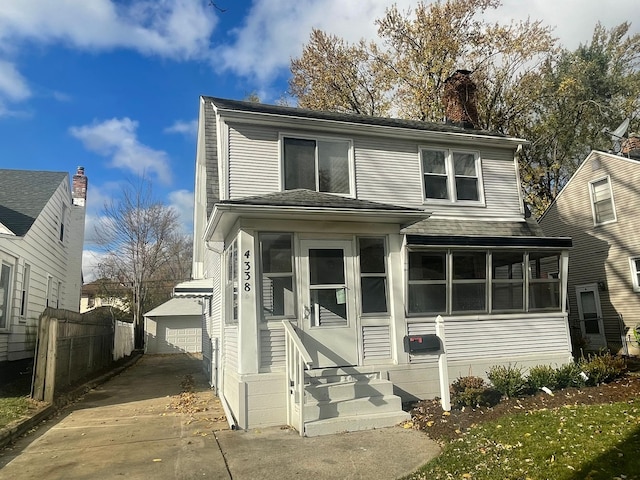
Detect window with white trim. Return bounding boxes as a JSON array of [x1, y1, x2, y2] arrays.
[[282, 136, 352, 194], [407, 249, 562, 315], [259, 233, 295, 321], [421, 148, 482, 202], [589, 176, 616, 225], [358, 237, 389, 314], [630, 257, 640, 292], [225, 240, 238, 325], [0, 263, 11, 329]]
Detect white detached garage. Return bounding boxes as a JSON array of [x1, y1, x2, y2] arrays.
[[144, 297, 203, 354]]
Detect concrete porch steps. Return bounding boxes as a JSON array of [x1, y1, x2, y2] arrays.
[[301, 370, 409, 437]]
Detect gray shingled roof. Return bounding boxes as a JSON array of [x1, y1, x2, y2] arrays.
[[205, 96, 509, 138], [0, 169, 67, 236], [219, 189, 424, 212], [402, 217, 545, 237]]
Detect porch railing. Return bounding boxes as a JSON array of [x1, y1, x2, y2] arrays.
[[282, 320, 313, 436]]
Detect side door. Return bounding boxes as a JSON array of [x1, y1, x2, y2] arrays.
[[575, 284, 607, 350], [299, 240, 358, 368]]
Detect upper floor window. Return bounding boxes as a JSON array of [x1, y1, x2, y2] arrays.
[[283, 136, 352, 194], [630, 257, 640, 293], [589, 176, 616, 225], [260, 233, 295, 321], [420, 148, 482, 203], [59, 204, 67, 242], [20, 263, 30, 317]]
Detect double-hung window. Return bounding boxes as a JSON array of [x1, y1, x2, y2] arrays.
[[20, 263, 30, 317], [421, 148, 482, 202], [630, 257, 640, 292], [260, 233, 295, 320], [358, 238, 389, 314], [283, 136, 352, 194], [589, 176, 616, 225]]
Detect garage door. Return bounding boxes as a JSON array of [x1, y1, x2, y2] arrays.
[[156, 317, 202, 354]]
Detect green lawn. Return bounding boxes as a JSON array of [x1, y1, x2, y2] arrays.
[[405, 399, 640, 480], [0, 396, 31, 429]]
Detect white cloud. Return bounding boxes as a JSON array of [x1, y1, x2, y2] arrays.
[[164, 119, 198, 138], [82, 249, 108, 283], [168, 189, 194, 234], [70, 118, 172, 184], [0, 0, 218, 60], [0, 60, 30, 100]]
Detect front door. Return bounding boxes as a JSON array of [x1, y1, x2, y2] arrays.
[[576, 284, 607, 350], [300, 240, 358, 368]]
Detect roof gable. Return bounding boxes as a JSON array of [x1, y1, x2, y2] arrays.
[[0, 169, 68, 236]]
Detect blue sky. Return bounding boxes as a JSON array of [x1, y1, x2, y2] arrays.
[[0, 0, 637, 281]]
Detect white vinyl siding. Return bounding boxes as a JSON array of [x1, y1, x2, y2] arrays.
[[408, 315, 571, 364], [259, 326, 286, 371], [362, 325, 391, 361], [224, 122, 523, 219], [224, 325, 238, 372]]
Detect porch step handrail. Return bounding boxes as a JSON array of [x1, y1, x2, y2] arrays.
[[282, 320, 313, 436]]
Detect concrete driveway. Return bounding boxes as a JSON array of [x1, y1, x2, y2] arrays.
[[0, 354, 439, 480]]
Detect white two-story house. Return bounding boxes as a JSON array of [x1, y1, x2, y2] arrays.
[[192, 76, 573, 436], [0, 167, 87, 365]]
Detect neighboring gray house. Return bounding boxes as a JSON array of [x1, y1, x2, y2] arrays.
[[539, 147, 640, 355], [192, 76, 573, 436], [0, 167, 87, 364]]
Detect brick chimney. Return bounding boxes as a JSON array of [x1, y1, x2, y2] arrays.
[[621, 133, 640, 160], [72, 166, 88, 207], [443, 70, 479, 129]]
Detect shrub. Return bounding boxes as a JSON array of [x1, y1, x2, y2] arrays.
[[579, 352, 627, 386], [555, 362, 586, 389], [526, 365, 558, 393], [450, 376, 500, 408], [487, 364, 526, 398]]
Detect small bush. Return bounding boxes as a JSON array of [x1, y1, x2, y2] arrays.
[[450, 376, 500, 408], [579, 352, 627, 386], [487, 364, 526, 398], [555, 362, 586, 389], [526, 365, 558, 393]]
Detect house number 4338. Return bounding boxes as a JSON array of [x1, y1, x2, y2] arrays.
[[243, 250, 251, 292]]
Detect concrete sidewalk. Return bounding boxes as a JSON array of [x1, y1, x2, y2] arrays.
[[0, 354, 440, 479]]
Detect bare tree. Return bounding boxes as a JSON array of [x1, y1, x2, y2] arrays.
[[94, 178, 183, 348]]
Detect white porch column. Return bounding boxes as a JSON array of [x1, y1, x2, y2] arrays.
[[436, 315, 451, 411], [237, 229, 259, 374]]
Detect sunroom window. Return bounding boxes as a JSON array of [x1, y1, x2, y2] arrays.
[[421, 148, 481, 202], [225, 240, 238, 324], [358, 237, 388, 314], [260, 233, 295, 320], [283, 137, 351, 194], [407, 249, 562, 316]]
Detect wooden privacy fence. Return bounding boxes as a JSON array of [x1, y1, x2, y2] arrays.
[[33, 307, 134, 403]]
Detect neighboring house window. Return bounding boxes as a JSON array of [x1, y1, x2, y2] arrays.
[[0, 263, 11, 329], [260, 233, 295, 320], [407, 250, 562, 315], [225, 240, 238, 324], [282, 136, 352, 194], [358, 237, 388, 314], [46, 275, 53, 308], [60, 204, 67, 241], [589, 176, 616, 225], [87, 296, 96, 308], [421, 148, 482, 202], [630, 257, 640, 292], [20, 263, 30, 317]]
